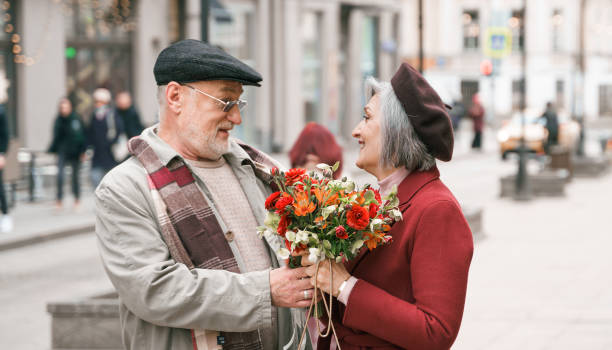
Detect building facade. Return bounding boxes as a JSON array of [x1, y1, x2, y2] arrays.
[[10, 0, 609, 153], [400, 0, 612, 127], [8, 0, 404, 153]]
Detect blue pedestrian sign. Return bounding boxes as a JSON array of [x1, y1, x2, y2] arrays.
[[484, 27, 512, 58]]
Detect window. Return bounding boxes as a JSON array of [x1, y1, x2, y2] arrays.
[[556, 80, 564, 110], [512, 79, 525, 111], [508, 10, 524, 52], [552, 9, 563, 52], [600, 85, 612, 117], [301, 11, 323, 124], [64, 0, 136, 118], [209, 1, 258, 144], [463, 10, 479, 50]]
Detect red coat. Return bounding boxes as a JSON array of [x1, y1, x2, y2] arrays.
[[318, 167, 473, 350]]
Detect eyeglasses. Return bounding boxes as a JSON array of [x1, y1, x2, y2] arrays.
[[182, 84, 247, 112]]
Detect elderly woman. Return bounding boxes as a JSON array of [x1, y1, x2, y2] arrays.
[[304, 63, 474, 350]]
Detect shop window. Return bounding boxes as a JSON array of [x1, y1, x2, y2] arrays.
[[552, 9, 563, 52], [509, 10, 524, 52], [64, 0, 136, 119], [600, 85, 612, 117], [301, 11, 323, 124], [463, 10, 479, 50]]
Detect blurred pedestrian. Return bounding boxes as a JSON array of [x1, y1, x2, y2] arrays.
[[540, 102, 559, 154], [469, 93, 485, 150], [0, 104, 11, 232], [449, 97, 466, 132], [289, 122, 343, 179], [48, 98, 86, 210], [115, 91, 144, 139], [86, 88, 124, 189]]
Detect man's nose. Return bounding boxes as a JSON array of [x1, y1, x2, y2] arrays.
[[227, 106, 242, 125]]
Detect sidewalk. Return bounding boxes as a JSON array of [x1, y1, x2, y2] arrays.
[[0, 195, 96, 251]]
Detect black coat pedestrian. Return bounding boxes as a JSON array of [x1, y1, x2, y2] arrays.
[[86, 105, 124, 169], [48, 112, 87, 160], [116, 106, 144, 139], [0, 105, 8, 154]]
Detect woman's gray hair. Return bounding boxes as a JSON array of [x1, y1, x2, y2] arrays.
[[365, 76, 436, 172]]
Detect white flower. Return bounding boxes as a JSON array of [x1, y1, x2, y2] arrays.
[[277, 248, 290, 260], [351, 239, 364, 255], [321, 205, 337, 219], [308, 247, 323, 263], [389, 209, 403, 221], [285, 230, 296, 242], [264, 212, 280, 229], [296, 230, 309, 243]]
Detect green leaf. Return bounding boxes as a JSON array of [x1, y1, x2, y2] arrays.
[[332, 161, 340, 172]]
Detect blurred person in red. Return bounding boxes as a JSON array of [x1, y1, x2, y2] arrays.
[[289, 122, 343, 179], [469, 93, 485, 150]]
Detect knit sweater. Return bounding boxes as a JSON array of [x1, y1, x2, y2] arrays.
[[188, 156, 276, 349]]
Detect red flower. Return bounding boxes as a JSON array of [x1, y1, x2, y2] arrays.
[[265, 191, 281, 210], [271, 167, 279, 176], [368, 203, 379, 219], [347, 205, 370, 230], [335, 225, 348, 240], [277, 214, 290, 236], [275, 194, 294, 213], [367, 190, 382, 218], [285, 168, 306, 186]]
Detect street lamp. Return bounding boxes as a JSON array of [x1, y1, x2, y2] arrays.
[[514, 1, 531, 200]]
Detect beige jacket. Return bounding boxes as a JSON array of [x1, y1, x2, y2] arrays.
[[95, 126, 309, 350]]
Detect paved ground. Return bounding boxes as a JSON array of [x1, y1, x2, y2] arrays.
[[1, 127, 611, 349]]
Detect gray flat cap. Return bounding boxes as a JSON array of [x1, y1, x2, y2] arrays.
[[154, 39, 262, 86]]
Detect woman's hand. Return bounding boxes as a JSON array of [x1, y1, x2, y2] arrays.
[[304, 258, 351, 297]]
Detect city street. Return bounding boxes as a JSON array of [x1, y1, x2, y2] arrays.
[[1, 143, 611, 349], [0, 233, 112, 350]]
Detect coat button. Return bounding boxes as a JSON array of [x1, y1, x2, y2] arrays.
[[225, 231, 235, 242]]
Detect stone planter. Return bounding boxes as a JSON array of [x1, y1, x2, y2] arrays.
[[47, 291, 122, 350], [500, 169, 569, 198]]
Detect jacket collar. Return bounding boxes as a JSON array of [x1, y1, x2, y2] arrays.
[[397, 166, 440, 208]]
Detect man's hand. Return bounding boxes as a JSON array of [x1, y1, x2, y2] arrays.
[[0, 155, 5, 170], [270, 266, 315, 308]]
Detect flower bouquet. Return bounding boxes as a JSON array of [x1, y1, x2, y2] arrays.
[[257, 162, 402, 348]]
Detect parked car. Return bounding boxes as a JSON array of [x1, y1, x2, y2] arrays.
[[497, 109, 580, 160]]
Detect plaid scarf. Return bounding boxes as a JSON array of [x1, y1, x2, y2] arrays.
[[128, 136, 279, 350]]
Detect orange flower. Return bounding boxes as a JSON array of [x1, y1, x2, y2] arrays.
[[293, 191, 316, 216], [313, 187, 339, 206], [364, 231, 384, 251], [314, 216, 328, 229]]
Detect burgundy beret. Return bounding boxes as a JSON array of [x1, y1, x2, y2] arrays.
[[390, 63, 454, 161]]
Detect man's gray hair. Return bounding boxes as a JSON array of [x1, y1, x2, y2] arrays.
[[157, 85, 167, 121], [365, 76, 435, 172]]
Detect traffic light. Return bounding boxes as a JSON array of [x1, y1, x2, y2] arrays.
[[480, 59, 493, 76]]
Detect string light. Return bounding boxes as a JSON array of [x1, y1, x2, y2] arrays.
[[4, 0, 137, 66]]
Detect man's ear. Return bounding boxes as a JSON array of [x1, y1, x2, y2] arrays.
[[166, 82, 183, 115]]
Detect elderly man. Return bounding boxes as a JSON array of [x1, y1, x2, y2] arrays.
[[95, 40, 313, 350]]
